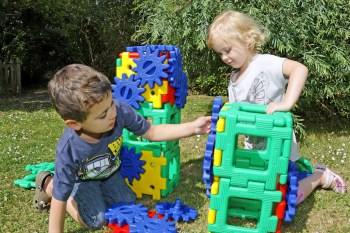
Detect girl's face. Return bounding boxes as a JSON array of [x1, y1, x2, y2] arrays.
[[211, 35, 253, 73]]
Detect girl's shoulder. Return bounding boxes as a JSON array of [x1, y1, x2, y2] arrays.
[[254, 54, 286, 66]]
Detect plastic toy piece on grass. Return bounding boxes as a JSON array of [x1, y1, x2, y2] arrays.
[[14, 162, 55, 189], [155, 198, 198, 222], [129, 215, 177, 233], [107, 222, 130, 233], [105, 202, 148, 226], [120, 146, 146, 184], [112, 74, 145, 110], [132, 47, 169, 89]]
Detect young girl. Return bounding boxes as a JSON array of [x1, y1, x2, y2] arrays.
[[207, 10, 346, 203]]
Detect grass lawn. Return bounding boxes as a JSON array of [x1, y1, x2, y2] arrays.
[[0, 88, 349, 233]]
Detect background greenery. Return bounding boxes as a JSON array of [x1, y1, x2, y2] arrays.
[[1, 0, 349, 119], [0, 90, 349, 232]]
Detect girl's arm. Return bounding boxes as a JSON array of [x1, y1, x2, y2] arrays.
[[266, 59, 308, 114]]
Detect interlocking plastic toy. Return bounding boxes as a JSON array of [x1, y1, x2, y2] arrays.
[[202, 97, 224, 197], [206, 100, 294, 233], [155, 198, 198, 222], [129, 215, 177, 233], [14, 162, 55, 189], [120, 146, 146, 184], [105, 202, 148, 226], [105, 200, 194, 233], [284, 161, 311, 222], [111, 74, 145, 109], [132, 47, 169, 89], [107, 223, 130, 233], [115, 45, 187, 200]]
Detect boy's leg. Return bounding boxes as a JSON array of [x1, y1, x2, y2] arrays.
[[101, 171, 136, 207], [70, 180, 107, 229], [38, 175, 106, 229]]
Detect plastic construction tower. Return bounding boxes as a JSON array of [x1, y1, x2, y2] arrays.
[[114, 45, 188, 200], [206, 98, 295, 233]]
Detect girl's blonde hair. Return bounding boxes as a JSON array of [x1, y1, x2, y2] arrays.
[[207, 11, 268, 53]]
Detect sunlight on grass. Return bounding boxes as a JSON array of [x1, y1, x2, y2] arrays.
[[0, 92, 349, 233]]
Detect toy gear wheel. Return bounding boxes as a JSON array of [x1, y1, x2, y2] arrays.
[[111, 74, 145, 109], [155, 198, 198, 222], [132, 47, 169, 88], [129, 215, 177, 233], [174, 72, 188, 109], [120, 146, 146, 184], [105, 202, 148, 226]]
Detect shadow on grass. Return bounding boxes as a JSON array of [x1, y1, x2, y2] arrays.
[[0, 87, 53, 112]]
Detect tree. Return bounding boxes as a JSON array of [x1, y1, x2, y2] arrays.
[[0, 0, 134, 84], [132, 0, 350, 117]]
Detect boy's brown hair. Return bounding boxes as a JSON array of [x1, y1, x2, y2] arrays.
[[48, 64, 112, 122]]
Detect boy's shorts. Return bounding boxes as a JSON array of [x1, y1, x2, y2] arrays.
[[70, 171, 136, 229]]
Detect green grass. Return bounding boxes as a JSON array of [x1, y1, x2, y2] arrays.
[[0, 89, 349, 232]]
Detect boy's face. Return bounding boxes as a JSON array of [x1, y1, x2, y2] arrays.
[[211, 35, 252, 72], [79, 91, 117, 134]]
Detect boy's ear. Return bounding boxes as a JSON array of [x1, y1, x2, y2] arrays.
[[65, 120, 82, 130]]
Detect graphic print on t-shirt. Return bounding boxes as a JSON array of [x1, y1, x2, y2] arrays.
[[245, 72, 269, 104], [77, 136, 123, 180]]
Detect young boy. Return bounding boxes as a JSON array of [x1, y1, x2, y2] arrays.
[[33, 64, 211, 232]]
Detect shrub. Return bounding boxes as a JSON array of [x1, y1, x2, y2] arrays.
[[132, 0, 350, 118]]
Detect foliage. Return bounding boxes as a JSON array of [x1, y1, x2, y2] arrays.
[[0, 0, 134, 84], [132, 0, 350, 118]]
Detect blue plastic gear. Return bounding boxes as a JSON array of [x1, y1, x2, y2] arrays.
[[167, 48, 183, 89], [105, 202, 148, 226], [132, 47, 169, 88], [202, 134, 216, 197], [155, 198, 198, 222], [126, 45, 177, 53], [210, 97, 224, 133], [129, 215, 177, 233], [284, 174, 298, 222], [111, 74, 145, 109], [120, 146, 146, 184], [283, 161, 311, 222], [202, 97, 223, 197], [174, 72, 188, 109]]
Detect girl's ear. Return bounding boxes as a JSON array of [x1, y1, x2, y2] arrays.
[[242, 32, 253, 47], [65, 120, 82, 131]]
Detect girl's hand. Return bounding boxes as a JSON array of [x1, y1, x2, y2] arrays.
[[265, 101, 292, 114]]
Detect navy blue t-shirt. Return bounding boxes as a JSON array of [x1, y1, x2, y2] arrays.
[[52, 100, 151, 201]]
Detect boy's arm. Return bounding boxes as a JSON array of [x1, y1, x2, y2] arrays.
[[142, 116, 211, 141], [49, 197, 66, 233], [266, 59, 308, 114]]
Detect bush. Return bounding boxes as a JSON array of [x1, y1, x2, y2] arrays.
[[132, 0, 350, 118]]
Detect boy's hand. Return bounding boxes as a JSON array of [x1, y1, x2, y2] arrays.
[[192, 116, 212, 134], [266, 101, 292, 114]]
